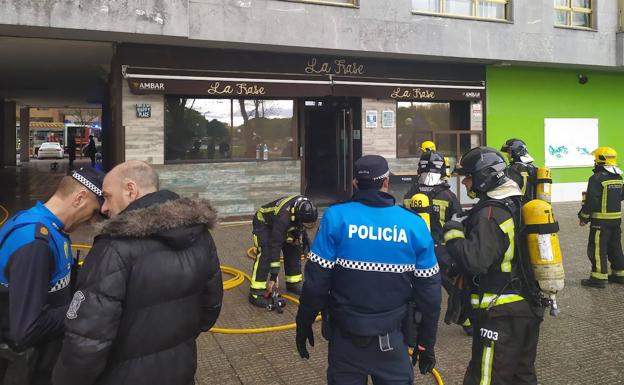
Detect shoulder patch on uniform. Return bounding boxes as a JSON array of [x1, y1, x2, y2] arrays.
[[35, 224, 51, 241], [67, 290, 85, 320]]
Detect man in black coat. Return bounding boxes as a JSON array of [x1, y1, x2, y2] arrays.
[[52, 160, 223, 385]]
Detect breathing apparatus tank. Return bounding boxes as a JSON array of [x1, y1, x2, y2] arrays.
[[536, 167, 552, 203], [408, 193, 431, 230], [522, 199, 565, 316]]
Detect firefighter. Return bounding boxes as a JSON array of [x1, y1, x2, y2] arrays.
[[577, 147, 624, 288], [420, 140, 436, 153], [501, 138, 537, 202], [249, 195, 318, 307], [443, 147, 544, 385], [295, 155, 441, 384]]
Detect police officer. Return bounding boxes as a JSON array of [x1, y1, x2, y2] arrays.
[[0, 167, 104, 385], [443, 147, 543, 385], [501, 138, 537, 202], [296, 155, 441, 384], [249, 195, 318, 307], [578, 147, 624, 288]]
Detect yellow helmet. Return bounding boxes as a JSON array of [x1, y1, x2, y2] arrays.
[[420, 140, 436, 152], [592, 147, 617, 166]]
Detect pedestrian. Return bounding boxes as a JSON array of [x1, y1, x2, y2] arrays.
[[248, 195, 318, 307], [0, 167, 105, 385], [577, 146, 624, 288], [500, 138, 537, 203], [52, 160, 223, 385], [83, 135, 96, 167], [296, 154, 441, 384], [67, 136, 76, 169], [443, 147, 544, 385]]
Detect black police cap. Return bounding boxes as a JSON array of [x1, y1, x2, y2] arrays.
[[71, 167, 105, 206], [355, 155, 390, 181]]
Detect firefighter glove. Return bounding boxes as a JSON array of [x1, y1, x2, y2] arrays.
[[412, 345, 436, 374], [295, 322, 315, 359]]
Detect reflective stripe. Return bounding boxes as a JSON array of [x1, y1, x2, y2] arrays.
[[613, 269, 624, 277], [270, 262, 281, 268], [250, 281, 267, 290], [285, 274, 303, 283], [470, 293, 524, 309], [480, 341, 494, 385], [433, 199, 449, 228], [520, 171, 529, 195], [594, 229, 601, 276], [498, 218, 515, 273], [250, 235, 263, 286], [258, 195, 298, 218], [444, 229, 465, 243], [591, 272, 608, 280], [600, 180, 623, 215], [591, 212, 622, 219], [579, 212, 590, 219]]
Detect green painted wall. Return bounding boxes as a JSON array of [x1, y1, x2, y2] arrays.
[[486, 66, 624, 183]]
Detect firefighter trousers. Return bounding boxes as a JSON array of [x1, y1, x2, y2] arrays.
[[587, 223, 624, 280], [463, 309, 541, 385], [250, 228, 302, 293]]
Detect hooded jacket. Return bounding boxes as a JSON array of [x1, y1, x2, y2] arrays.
[[52, 190, 223, 385]]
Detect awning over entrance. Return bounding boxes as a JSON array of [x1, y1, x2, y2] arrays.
[[123, 67, 485, 101]]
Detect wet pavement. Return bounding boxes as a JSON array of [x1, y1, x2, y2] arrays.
[[1, 162, 623, 384]]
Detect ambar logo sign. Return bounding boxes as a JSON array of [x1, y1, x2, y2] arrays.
[[133, 81, 165, 90]]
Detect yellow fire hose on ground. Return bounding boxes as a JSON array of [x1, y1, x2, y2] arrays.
[[0, 205, 9, 226], [69, 243, 443, 384]]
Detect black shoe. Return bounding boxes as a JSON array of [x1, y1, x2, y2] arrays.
[[581, 277, 607, 288], [286, 282, 303, 295], [608, 275, 624, 284], [249, 293, 271, 308]]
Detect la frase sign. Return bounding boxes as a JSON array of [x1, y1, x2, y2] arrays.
[[136, 104, 151, 118]]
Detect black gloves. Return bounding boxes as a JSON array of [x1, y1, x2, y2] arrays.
[[411, 345, 436, 374], [295, 322, 315, 359]]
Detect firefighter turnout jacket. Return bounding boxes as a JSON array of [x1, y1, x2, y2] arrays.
[[579, 167, 624, 225]]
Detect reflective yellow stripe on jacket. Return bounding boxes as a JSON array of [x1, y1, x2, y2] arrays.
[[470, 293, 524, 309], [498, 218, 514, 273]]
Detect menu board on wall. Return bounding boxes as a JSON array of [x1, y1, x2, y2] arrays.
[[544, 118, 598, 168]]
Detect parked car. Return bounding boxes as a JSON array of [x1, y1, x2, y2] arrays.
[[37, 142, 64, 159]]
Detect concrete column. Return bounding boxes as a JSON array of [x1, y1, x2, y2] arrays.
[[19, 107, 30, 163], [0, 100, 17, 167]]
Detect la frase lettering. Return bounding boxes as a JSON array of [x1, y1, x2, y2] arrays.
[[347, 224, 408, 243]]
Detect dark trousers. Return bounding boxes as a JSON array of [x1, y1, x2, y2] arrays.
[[327, 328, 413, 385], [464, 310, 541, 385], [587, 223, 624, 280], [250, 227, 302, 293]]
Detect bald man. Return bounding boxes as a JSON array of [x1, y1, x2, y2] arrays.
[[53, 161, 223, 385]]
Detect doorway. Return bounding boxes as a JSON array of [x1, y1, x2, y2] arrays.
[[302, 97, 361, 206]]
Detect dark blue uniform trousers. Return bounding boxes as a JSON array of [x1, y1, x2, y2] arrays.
[[327, 328, 413, 385]]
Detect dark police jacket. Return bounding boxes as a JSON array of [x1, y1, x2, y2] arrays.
[[445, 195, 539, 317], [52, 191, 223, 385], [579, 167, 624, 226], [507, 162, 537, 203], [0, 202, 72, 349], [403, 183, 462, 246], [296, 189, 441, 349]]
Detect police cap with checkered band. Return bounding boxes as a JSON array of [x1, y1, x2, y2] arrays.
[[71, 167, 105, 206]]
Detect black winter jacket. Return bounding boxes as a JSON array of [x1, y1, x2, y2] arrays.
[[52, 190, 223, 385]]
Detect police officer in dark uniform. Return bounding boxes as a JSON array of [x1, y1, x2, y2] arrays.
[[249, 195, 318, 307], [296, 155, 441, 385], [578, 146, 624, 288], [501, 138, 537, 203], [0, 168, 104, 385], [443, 147, 543, 385]]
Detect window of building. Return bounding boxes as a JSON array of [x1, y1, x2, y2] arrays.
[[412, 0, 510, 21], [396, 102, 450, 158], [279, 0, 358, 7], [164, 97, 296, 163], [554, 0, 593, 29]]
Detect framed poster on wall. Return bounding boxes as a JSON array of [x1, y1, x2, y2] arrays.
[[366, 110, 378, 128], [544, 118, 598, 168]]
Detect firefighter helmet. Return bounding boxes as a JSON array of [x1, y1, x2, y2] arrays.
[[420, 140, 436, 152], [500, 138, 530, 161], [456, 147, 508, 196], [591, 147, 617, 166], [418, 151, 446, 175], [292, 196, 318, 224]]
